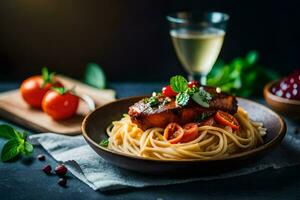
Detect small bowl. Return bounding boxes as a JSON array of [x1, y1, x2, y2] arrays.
[[82, 96, 286, 175], [264, 80, 300, 120]]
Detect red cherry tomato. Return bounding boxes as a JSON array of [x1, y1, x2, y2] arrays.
[[188, 80, 200, 88], [42, 89, 79, 120], [214, 110, 240, 130], [181, 123, 199, 143], [20, 75, 63, 108], [162, 85, 177, 97], [163, 123, 184, 144]]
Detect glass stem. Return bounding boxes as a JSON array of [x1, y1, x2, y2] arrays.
[[188, 73, 207, 85]]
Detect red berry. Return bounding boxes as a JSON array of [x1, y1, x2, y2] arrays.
[[58, 178, 67, 187], [43, 165, 52, 174], [162, 85, 177, 97], [37, 154, 45, 161], [55, 164, 68, 177], [188, 80, 200, 88]]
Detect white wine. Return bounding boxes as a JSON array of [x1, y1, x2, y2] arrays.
[[170, 28, 225, 75]]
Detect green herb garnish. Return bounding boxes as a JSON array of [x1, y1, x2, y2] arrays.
[[0, 125, 33, 162], [148, 96, 159, 107], [191, 89, 212, 108], [84, 63, 106, 89], [144, 92, 160, 107], [207, 51, 279, 97], [170, 75, 188, 93], [170, 75, 212, 107], [99, 139, 109, 147], [176, 92, 190, 106]]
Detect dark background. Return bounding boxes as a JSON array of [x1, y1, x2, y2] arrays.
[[0, 0, 299, 82]]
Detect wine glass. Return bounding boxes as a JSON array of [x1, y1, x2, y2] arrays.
[[167, 11, 229, 85]]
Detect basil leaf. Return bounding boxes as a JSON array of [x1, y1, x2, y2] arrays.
[[24, 142, 33, 155], [19, 132, 28, 140], [0, 125, 34, 161], [199, 89, 212, 101], [192, 89, 212, 108], [84, 63, 106, 89], [99, 139, 109, 147], [170, 75, 188, 93], [176, 92, 190, 106], [0, 125, 20, 140], [1, 139, 21, 162]]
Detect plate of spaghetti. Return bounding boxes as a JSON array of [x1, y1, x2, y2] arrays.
[[82, 76, 286, 174]]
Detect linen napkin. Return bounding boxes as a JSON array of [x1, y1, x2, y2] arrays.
[[29, 124, 300, 191]]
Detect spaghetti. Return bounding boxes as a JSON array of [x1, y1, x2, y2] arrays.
[[106, 107, 266, 160]]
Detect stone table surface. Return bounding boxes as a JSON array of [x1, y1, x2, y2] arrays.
[[0, 82, 300, 200]]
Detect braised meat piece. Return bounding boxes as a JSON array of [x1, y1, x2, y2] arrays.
[[128, 87, 238, 130]]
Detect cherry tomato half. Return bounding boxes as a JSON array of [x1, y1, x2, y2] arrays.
[[163, 123, 184, 144], [214, 110, 240, 130], [42, 89, 79, 120], [188, 80, 200, 88], [181, 123, 199, 143], [162, 85, 177, 97], [20, 75, 63, 108]]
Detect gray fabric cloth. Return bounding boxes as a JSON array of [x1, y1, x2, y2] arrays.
[[29, 131, 300, 191]]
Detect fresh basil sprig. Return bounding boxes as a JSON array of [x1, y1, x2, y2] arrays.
[[207, 51, 279, 97], [170, 75, 212, 107], [0, 125, 33, 162]]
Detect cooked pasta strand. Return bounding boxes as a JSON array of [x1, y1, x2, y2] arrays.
[[106, 107, 266, 160]]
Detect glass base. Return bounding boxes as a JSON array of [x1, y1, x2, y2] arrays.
[[188, 74, 207, 85]]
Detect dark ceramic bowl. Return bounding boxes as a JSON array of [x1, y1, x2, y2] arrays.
[[264, 80, 300, 121], [82, 96, 286, 175]]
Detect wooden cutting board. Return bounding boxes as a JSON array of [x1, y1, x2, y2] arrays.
[[0, 75, 116, 135]]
